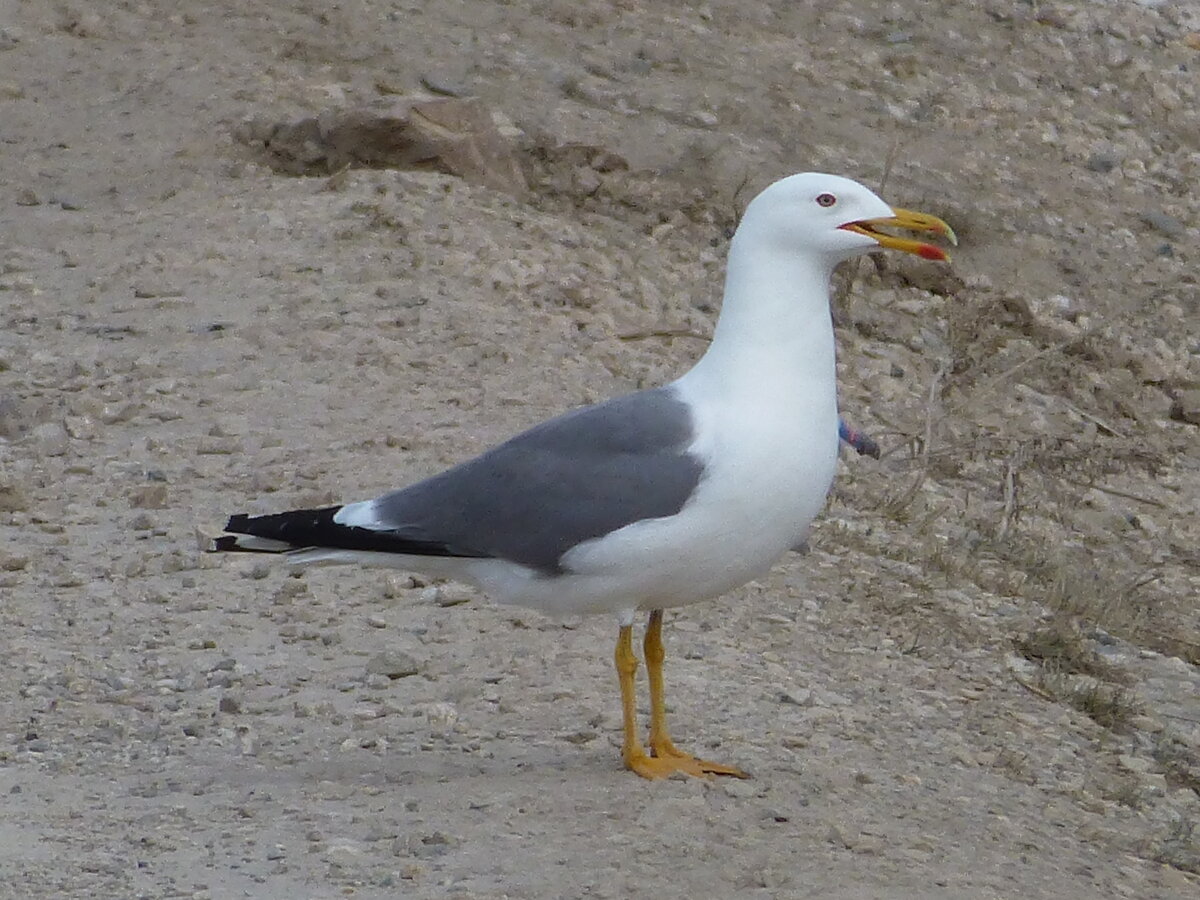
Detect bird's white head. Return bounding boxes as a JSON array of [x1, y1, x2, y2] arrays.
[[739, 172, 956, 265], [690, 171, 957, 390]]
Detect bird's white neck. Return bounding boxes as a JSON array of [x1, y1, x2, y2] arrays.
[[680, 228, 839, 403]]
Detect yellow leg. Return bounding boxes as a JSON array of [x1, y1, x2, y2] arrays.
[[644, 609, 684, 757], [616, 623, 654, 774], [614, 612, 748, 780], [644, 609, 747, 778]]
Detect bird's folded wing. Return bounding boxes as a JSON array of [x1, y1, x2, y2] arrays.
[[354, 387, 705, 573], [223, 387, 705, 575]]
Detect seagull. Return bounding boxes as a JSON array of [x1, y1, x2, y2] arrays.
[[210, 173, 954, 779]]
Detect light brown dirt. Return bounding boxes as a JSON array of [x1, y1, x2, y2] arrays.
[[1, 1, 1198, 898]]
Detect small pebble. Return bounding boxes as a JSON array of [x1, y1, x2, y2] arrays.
[[420, 73, 469, 96], [30, 422, 69, 456], [721, 779, 757, 799], [0, 553, 29, 571], [130, 484, 169, 509], [1140, 210, 1184, 239], [366, 650, 420, 679], [424, 702, 458, 731], [1084, 152, 1117, 173], [0, 482, 28, 512], [436, 585, 473, 607]]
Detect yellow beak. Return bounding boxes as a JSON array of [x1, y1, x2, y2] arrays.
[[840, 207, 957, 261]]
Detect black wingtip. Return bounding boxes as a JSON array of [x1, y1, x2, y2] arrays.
[[224, 513, 251, 533], [214, 505, 491, 560], [211, 534, 242, 552]]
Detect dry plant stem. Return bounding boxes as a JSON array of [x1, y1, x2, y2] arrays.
[[996, 445, 1024, 541], [1012, 673, 1057, 702], [885, 365, 945, 515], [617, 328, 711, 342], [1058, 398, 1125, 438], [1057, 478, 1167, 509], [960, 341, 1070, 400]]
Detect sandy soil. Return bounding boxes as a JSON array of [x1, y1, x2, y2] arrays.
[[1, 1, 1198, 897]]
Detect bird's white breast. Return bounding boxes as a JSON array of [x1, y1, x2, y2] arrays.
[[534, 372, 838, 615]]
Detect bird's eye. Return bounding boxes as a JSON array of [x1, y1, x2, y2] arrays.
[[816, 193, 837, 208]]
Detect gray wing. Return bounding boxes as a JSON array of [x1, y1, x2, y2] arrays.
[[368, 387, 704, 573]]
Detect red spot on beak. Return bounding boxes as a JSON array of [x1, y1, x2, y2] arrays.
[[916, 243, 948, 261]]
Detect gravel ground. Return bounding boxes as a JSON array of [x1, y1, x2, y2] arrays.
[[1, 2, 1198, 898]]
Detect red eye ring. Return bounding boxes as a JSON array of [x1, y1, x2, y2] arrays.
[[816, 193, 837, 207]]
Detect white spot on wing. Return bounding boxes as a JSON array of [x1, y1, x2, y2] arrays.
[[231, 535, 293, 552], [333, 499, 383, 529]]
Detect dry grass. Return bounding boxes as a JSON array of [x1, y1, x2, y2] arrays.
[[1151, 817, 1200, 876], [1099, 775, 1148, 810], [1015, 616, 1142, 732], [1016, 667, 1140, 733], [992, 747, 1036, 786], [1058, 679, 1141, 732], [1015, 617, 1129, 685], [1028, 556, 1196, 666], [1153, 735, 1200, 797]]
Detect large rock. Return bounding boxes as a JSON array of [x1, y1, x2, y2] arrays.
[[236, 97, 528, 196]]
